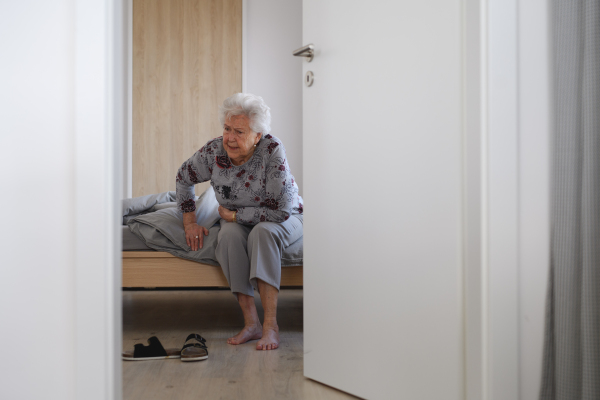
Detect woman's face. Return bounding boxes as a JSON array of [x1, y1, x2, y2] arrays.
[[223, 115, 261, 165]]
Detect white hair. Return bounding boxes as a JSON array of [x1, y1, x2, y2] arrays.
[[218, 93, 272, 135]]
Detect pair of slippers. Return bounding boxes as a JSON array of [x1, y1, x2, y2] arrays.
[[122, 333, 208, 362]]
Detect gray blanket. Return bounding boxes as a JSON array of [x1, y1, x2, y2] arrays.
[[124, 187, 303, 267], [122, 191, 179, 225]]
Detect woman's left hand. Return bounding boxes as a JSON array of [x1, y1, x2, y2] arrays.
[[218, 206, 236, 222]]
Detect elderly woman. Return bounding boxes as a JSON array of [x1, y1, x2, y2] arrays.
[[175, 93, 303, 351]]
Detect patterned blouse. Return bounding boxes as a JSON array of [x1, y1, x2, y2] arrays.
[[175, 134, 303, 225]]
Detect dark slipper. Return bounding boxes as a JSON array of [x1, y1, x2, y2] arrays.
[[181, 333, 209, 362], [122, 336, 181, 361]]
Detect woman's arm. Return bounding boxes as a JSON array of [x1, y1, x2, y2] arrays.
[[175, 142, 214, 213], [176, 141, 214, 250], [183, 212, 209, 251], [218, 205, 236, 222], [234, 141, 297, 225]]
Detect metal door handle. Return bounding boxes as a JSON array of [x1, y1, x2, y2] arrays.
[[293, 44, 314, 62]]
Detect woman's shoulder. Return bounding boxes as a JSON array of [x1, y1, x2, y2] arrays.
[[205, 136, 224, 148], [261, 133, 280, 144], [198, 136, 224, 156], [258, 134, 285, 156]]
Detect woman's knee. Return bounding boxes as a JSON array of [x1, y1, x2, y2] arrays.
[[217, 222, 249, 248], [248, 222, 279, 246]]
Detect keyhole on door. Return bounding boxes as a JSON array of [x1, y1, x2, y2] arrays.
[[305, 71, 314, 87]]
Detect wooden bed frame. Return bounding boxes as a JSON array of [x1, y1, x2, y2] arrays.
[[122, 251, 303, 288]]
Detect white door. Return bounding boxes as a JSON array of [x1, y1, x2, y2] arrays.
[[302, 1, 464, 398]]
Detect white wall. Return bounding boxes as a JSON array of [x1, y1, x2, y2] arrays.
[[487, 1, 521, 398], [518, 0, 550, 398], [75, 1, 125, 398], [126, 0, 133, 199], [464, 1, 484, 398], [0, 1, 123, 399], [244, 0, 304, 193], [484, 1, 551, 399], [0, 1, 76, 398]]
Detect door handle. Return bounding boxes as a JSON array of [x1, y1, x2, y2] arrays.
[[292, 44, 314, 62]]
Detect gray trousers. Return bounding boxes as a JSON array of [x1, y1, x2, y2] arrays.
[[215, 216, 303, 297]]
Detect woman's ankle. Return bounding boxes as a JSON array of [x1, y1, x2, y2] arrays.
[[235, 293, 261, 326], [262, 318, 278, 329]]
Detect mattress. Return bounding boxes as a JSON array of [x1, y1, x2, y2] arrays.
[[122, 225, 153, 251]]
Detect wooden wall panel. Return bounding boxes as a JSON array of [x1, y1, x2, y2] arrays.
[[133, 0, 242, 197]]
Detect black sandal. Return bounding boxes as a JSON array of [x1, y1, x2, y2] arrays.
[[122, 336, 181, 361], [180, 333, 209, 362]]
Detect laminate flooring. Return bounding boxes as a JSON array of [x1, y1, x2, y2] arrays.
[[122, 289, 358, 400]]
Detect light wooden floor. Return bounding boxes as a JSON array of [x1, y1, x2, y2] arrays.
[[122, 289, 359, 400]]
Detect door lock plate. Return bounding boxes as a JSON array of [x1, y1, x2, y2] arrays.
[[305, 71, 314, 87]]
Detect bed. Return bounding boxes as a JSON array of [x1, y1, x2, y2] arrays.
[[121, 190, 303, 288], [122, 251, 303, 288]]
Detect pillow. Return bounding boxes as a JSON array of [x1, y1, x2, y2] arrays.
[[122, 191, 176, 217], [193, 186, 221, 228], [151, 202, 177, 211]]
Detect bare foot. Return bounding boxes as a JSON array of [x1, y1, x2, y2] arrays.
[[227, 324, 263, 345], [256, 325, 279, 350]]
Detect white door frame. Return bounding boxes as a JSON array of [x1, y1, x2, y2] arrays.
[[465, 0, 551, 399], [75, 0, 126, 399], [482, 0, 521, 398]]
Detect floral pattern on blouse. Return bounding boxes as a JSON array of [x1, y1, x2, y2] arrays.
[[175, 135, 303, 225]]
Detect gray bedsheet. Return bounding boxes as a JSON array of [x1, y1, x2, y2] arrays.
[[122, 191, 179, 225], [122, 226, 152, 251], [123, 187, 303, 267]]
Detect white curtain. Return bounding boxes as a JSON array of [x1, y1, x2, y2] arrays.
[[540, 1, 600, 399]]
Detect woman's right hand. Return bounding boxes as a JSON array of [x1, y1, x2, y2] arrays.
[[184, 223, 209, 251]]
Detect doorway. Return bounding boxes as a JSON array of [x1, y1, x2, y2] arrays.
[[120, 1, 343, 398]]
